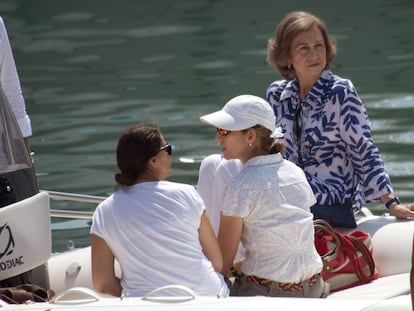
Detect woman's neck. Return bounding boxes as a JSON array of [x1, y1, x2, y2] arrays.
[[241, 149, 268, 163], [297, 73, 320, 100], [134, 172, 160, 184]]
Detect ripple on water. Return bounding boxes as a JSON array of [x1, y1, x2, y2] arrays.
[[364, 94, 414, 109], [142, 54, 175, 63], [193, 60, 235, 70], [126, 25, 202, 38], [32, 87, 117, 105], [384, 161, 414, 177], [389, 131, 414, 144], [52, 12, 96, 22], [65, 54, 102, 63]]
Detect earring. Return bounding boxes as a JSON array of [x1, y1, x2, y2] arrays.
[[288, 63, 291, 69], [248, 143, 252, 147]]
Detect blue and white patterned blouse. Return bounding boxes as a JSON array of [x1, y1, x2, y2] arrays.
[[266, 70, 393, 211]]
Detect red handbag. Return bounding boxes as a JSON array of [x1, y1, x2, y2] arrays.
[[313, 219, 378, 292]]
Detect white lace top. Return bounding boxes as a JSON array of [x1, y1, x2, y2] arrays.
[[222, 153, 322, 283]]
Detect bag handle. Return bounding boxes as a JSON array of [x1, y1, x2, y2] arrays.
[[313, 219, 344, 271], [314, 219, 376, 281], [313, 219, 345, 253], [346, 234, 376, 281]]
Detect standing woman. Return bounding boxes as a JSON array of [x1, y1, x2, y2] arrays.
[[200, 95, 327, 298], [266, 11, 414, 227], [90, 124, 228, 297], [0, 17, 32, 150]]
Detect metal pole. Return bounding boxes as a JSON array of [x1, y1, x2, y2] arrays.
[[42, 190, 105, 204]]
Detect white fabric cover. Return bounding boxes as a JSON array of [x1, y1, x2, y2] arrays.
[[0, 191, 51, 280], [328, 273, 410, 300], [352, 216, 414, 277]]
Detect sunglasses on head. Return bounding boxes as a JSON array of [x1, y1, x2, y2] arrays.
[[216, 128, 231, 136], [159, 143, 172, 156]]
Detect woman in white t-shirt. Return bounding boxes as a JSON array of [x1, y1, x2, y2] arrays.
[[200, 95, 328, 298], [90, 124, 228, 297]]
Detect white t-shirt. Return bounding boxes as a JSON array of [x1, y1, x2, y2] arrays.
[[91, 180, 228, 297], [222, 153, 322, 283], [197, 155, 245, 261], [197, 154, 243, 235]]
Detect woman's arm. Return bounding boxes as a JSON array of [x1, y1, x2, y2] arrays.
[[91, 234, 122, 297], [340, 87, 414, 219], [198, 211, 223, 272], [380, 194, 414, 219], [217, 214, 243, 276]]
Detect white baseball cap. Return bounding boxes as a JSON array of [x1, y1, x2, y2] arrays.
[[200, 94, 276, 132]]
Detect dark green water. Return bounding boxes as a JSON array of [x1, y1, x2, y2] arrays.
[[1, 0, 414, 250]]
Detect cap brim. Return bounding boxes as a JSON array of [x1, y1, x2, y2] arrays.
[[200, 110, 252, 131]]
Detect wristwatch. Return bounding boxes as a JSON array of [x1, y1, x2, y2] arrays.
[[385, 196, 400, 209]]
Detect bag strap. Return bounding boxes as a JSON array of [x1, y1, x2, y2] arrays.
[[313, 219, 339, 240], [345, 234, 376, 281], [0, 284, 52, 304], [313, 219, 344, 271]]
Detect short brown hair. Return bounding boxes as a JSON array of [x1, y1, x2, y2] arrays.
[[267, 11, 337, 80]]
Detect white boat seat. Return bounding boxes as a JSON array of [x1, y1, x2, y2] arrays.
[[327, 216, 413, 301], [0, 191, 51, 281], [327, 272, 410, 300], [349, 216, 414, 277]]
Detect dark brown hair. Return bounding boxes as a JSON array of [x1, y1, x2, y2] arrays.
[[115, 124, 162, 187], [267, 11, 337, 80]]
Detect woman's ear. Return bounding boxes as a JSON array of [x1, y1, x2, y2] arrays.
[[146, 156, 157, 169], [247, 128, 257, 145]]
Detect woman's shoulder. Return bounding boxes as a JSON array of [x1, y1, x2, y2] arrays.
[[281, 158, 305, 172], [266, 79, 289, 95], [93, 193, 116, 217], [328, 72, 358, 95], [161, 180, 195, 188], [159, 180, 199, 196], [314, 71, 362, 108], [267, 78, 288, 89]]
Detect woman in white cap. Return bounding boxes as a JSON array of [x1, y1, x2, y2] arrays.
[[200, 94, 328, 298]]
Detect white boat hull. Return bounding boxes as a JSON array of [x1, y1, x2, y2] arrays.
[[0, 290, 411, 310], [0, 193, 413, 310]]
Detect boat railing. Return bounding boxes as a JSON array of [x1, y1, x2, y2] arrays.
[[42, 190, 381, 221], [41, 190, 104, 220]]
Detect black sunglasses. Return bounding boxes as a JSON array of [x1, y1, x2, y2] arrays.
[[159, 143, 172, 156]]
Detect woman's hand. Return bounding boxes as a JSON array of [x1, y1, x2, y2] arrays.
[[217, 214, 243, 277], [389, 203, 414, 219], [198, 211, 223, 272]]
